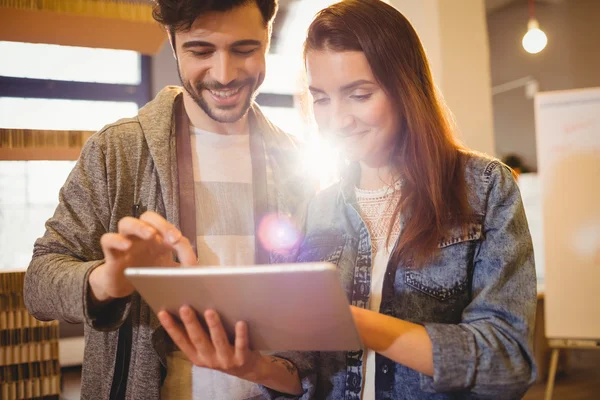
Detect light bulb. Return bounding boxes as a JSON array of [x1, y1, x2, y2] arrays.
[[522, 18, 547, 54]]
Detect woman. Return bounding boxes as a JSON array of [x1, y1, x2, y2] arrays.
[[158, 0, 537, 398]]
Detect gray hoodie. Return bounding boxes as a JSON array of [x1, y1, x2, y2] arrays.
[[24, 86, 314, 399]]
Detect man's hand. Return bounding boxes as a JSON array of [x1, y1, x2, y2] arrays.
[[89, 211, 197, 304], [158, 307, 264, 381], [158, 307, 304, 394]]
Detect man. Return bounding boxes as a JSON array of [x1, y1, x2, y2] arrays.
[[24, 1, 314, 398], [502, 154, 529, 181]]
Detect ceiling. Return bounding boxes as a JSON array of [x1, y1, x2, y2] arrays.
[[270, 0, 570, 52], [485, 0, 568, 14], [485, 0, 522, 13]]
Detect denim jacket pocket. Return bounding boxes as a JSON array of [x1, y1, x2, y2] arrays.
[[405, 223, 482, 302], [296, 232, 346, 266]]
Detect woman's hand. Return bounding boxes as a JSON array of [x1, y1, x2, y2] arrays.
[[350, 305, 434, 376]]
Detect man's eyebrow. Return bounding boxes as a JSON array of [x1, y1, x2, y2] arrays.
[[231, 40, 262, 47], [182, 40, 262, 49], [182, 40, 215, 49]]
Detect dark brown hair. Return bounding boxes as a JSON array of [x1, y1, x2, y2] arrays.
[[305, 0, 473, 266], [153, 0, 278, 32]]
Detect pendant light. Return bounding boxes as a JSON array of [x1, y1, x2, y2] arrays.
[[522, 0, 548, 54]]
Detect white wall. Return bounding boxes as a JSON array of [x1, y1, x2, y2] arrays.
[[488, 0, 600, 170], [389, 0, 496, 155], [151, 40, 178, 96]]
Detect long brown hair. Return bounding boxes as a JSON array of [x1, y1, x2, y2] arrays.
[[305, 0, 473, 266]]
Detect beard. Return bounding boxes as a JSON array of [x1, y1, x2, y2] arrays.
[[177, 63, 259, 124]]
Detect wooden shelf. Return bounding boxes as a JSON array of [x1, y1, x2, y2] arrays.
[[0, 148, 81, 161], [0, 1, 167, 55]]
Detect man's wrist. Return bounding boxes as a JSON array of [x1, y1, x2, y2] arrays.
[[239, 354, 269, 383], [88, 265, 113, 306]]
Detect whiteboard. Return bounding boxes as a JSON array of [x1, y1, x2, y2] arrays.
[[535, 87, 600, 340], [518, 173, 545, 283]]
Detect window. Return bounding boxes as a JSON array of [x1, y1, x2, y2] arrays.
[[0, 41, 150, 109], [0, 98, 139, 131], [0, 161, 77, 269], [0, 41, 150, 270], [0, 41, 141, 85]]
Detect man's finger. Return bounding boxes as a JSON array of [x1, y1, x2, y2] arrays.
[[118, 216, 156, 240], [140, 211, 197, 265], [204, 310, 234, 362], [170, 235, 197, 266], [158, 311, 199, 363], [100, 233, 132, 265], [100, 233, 132, 252], [179, 306, 214, 359], [233, 320, 251, 364], [139, 211, 176, 238]]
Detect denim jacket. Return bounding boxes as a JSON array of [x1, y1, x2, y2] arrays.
[[264, 153, 537, 400]]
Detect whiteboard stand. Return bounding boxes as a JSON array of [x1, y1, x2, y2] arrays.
[[545, 339, 600, 400]]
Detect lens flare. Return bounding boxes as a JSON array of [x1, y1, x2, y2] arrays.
[[257, 213, 302, 253], [302, 132, 340, 190]]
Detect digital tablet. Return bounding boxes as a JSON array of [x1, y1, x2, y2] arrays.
[[125, 263, 362, 351]]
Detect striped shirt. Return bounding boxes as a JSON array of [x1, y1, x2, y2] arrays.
[[161, 126, 262, 400], [190, 126, 255, 267]]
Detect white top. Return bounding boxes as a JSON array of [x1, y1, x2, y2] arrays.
[[188, 126, 256, 267], [161, 127, 262, 400], [355, 183, 401, 400]]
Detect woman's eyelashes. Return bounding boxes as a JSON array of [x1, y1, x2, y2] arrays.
[[312, 92, 373, 105], [350, 93, 373, 102], [313, 96, 330, 105]]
